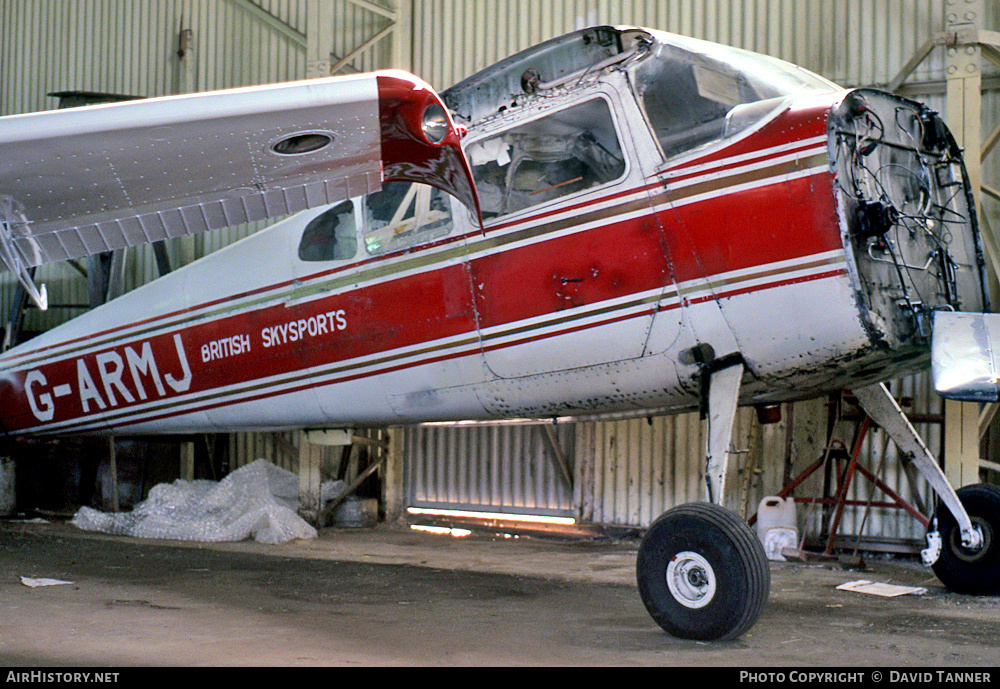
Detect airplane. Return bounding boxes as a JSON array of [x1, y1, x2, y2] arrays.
[[0, 24, 998, 642]]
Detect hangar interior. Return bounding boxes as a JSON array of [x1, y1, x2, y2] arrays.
[[2, 0, 1000, 559]]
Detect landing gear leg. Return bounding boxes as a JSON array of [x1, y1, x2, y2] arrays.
[[853, 383, 984, 563], [637, 355, 769, 640], [704, 356, 744, 504]]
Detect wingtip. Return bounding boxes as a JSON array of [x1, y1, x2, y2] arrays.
[[375, 73, 482, 223]]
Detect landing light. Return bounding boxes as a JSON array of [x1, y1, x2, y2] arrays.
[[421, 103, 449, 144]]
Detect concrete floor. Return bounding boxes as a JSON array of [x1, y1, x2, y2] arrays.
[[1, 519, 999, 667]]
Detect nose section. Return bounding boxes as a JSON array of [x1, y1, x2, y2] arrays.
[[376, 72, 482, 225], [829, 88, 988, 347]]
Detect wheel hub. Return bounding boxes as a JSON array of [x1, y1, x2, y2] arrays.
[[666, 551, 717, 609], [951, 518, 992, 563]]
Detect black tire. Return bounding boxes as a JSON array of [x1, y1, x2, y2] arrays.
[[636, 502, 769, 641], [931, 483, 1000, 595]]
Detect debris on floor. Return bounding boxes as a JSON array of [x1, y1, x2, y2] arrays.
[[836, 579, 927, 597], [70, 460, 340, 544], [20, 576, 73, 588]]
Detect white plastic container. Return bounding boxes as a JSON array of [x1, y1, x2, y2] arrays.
[[756, 495, 797, 561]]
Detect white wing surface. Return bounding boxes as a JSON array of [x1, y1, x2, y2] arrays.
[[0, 70, 478, 308]]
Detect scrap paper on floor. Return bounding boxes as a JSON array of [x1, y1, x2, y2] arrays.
[[836, 579, 927, 597]]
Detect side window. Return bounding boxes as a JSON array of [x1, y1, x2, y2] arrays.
[[467, 98, 626, 219], [362, 182, 454, 255], [298, 200, 357, 262]]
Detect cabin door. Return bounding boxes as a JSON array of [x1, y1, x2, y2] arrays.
[[467, 89, 669, 381]]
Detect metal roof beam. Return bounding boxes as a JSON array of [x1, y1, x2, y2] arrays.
[[234, 0, 306, 49]]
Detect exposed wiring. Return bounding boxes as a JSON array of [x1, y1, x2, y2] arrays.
[[839, 96, 970, 321]]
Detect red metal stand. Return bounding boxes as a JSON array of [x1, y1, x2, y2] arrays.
[[751, 392, 930, 555]]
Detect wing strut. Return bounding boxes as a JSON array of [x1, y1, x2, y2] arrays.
[[0, 198, 46, 310]]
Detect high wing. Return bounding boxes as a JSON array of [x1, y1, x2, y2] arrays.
[[0, 70, 478, 309]]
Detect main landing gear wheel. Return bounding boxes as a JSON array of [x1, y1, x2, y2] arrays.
[[931, 483, 1000, 595], [636, 502, 769, 641]]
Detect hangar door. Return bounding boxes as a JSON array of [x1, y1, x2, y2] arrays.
[[404, 422, 576, 518]]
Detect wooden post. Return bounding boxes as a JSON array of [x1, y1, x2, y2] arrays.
[[944, 0, 985, 488], [108, 436, 119, 513], [180, 440, 195, 480], [306, 0, 335, 78], [298, 432, 323, 525], [383, 427, 405, 523]]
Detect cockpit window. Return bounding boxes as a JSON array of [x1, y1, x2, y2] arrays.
[[298, 200, 357, 262], [631, 34, 838, 160], [362, 182, 454, 255], [467, 98, 626, 219]]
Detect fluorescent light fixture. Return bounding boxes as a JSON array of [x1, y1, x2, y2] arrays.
[[409, 524, 472, 537], [407, 506, 576, 525]]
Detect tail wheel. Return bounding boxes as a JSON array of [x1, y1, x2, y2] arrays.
[[931, 483, 1000, 595], [636, 502, 769, 641]]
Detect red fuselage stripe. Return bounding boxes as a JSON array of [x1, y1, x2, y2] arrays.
[[33, 265, 849, 434]]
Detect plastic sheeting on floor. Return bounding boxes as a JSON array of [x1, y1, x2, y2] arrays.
[[72, 459, 340, 544]]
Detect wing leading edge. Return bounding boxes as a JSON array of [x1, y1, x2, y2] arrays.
[[0, 70, 479, 308]]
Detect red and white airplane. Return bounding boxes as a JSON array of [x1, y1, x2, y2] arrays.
[[1, 25, 998, 641]]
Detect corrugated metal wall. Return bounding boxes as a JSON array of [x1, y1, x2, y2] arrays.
[[2, 1, 998, 540], [411, 0, 983, 91], [0, 1, 315, 113], [405, 422, 575, 517]]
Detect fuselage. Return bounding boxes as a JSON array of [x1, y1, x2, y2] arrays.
[[0, 26, 985, 436]]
